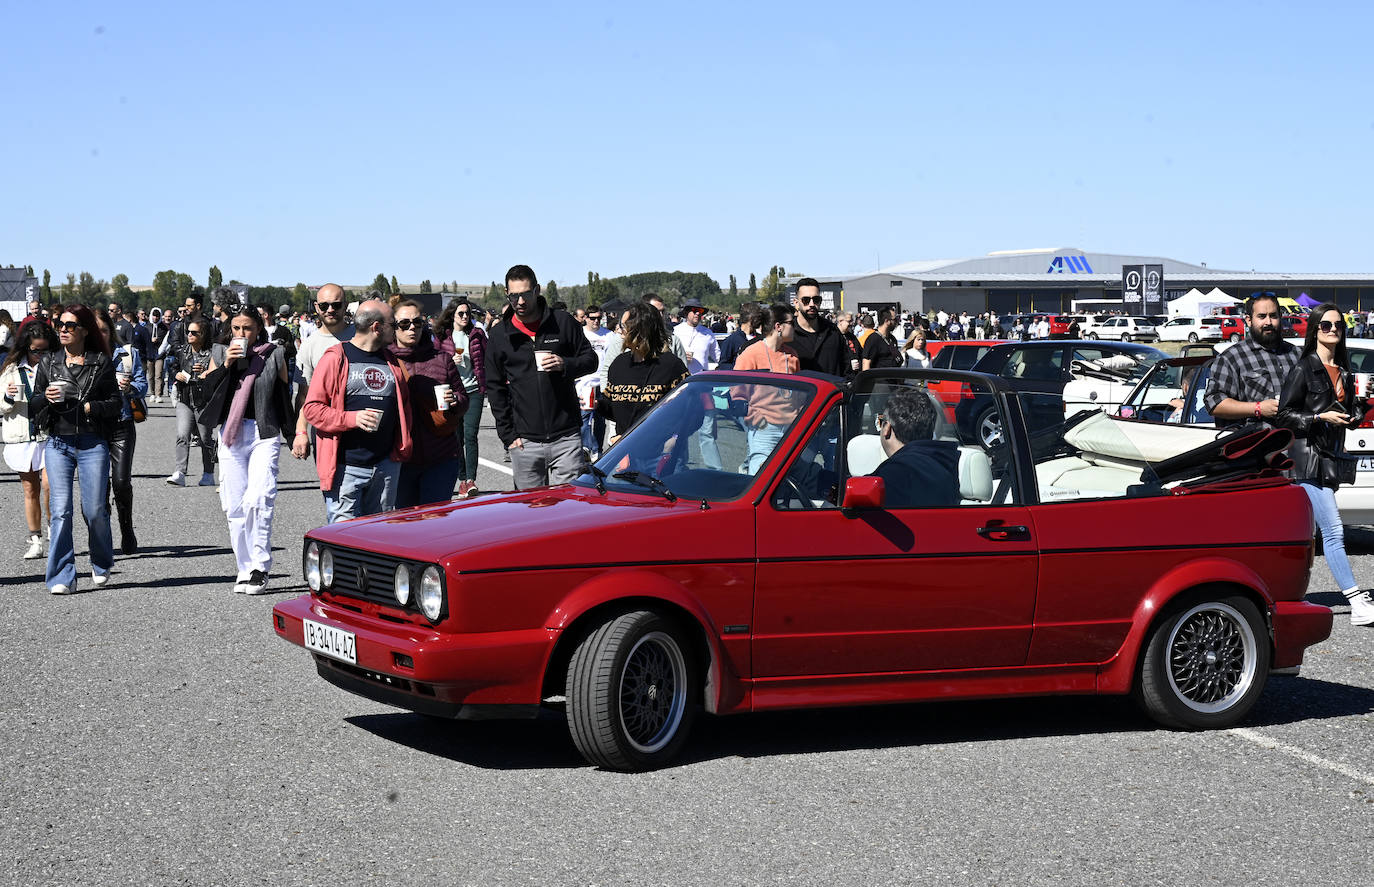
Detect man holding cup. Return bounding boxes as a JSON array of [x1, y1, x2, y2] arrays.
[[303, 298, 414, 522], [388, 298, 467, 507], [485, 264, 598, 490]]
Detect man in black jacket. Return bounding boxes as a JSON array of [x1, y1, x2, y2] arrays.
[[485, 265, 598, 489], [871, 386, 960, 508], [789, 278, 850, 378]]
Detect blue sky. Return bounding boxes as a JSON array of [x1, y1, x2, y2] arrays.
[[5, 1, 1372, 289]]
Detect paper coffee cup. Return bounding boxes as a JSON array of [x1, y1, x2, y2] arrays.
[[434, 383, 452, 406], [534, 349, 553, 371], [54, 380, 76, 399], [1356, 373, 1371, 399]]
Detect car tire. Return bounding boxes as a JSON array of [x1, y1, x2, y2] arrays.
[[1085, 332, 1098, 340], [1229, 333, 1241, 343], [566, 610, 697, 771], [1187, 332, 1199, 343], [974, 405, 1004, 449], [1136, 594, 1269, 730]]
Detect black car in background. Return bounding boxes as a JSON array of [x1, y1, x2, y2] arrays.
[[954, 340, 1167, 448]]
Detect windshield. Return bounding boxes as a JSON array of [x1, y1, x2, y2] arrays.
[[1118, 359, 1213, 425], [579, 375, 819, 502]]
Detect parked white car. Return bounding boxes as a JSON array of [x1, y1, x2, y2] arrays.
[[1090, 316, 1159, 342], [1158, 316, 1225, 343]]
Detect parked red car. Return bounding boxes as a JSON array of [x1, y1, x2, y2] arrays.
[[274, 369, 1331, 770]]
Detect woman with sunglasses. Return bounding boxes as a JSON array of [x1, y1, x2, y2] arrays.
[[1277, 303, 1374, 626], [199, 306, 290, 594], [31, 306, 123, 594], [1, 318, 56, 560], [390, 299, 467, 507], [94, 308, 149, 554], [436, 298, 487, 497]]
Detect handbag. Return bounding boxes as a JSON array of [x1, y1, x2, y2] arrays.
[[130, 397, 147, 423]]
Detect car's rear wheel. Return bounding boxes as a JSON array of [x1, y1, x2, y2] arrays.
[[1229, 333, 1241, 343], [974, 405, 1004, 449], [566, 610, 697, 771], [1136, 594, 1269, 729], [1187, 332, 1199, 343], [1085, 332, 1098, 340]]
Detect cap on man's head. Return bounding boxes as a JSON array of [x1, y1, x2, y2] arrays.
[[681, 299, 706, 312], [278, 304, 291, 317]]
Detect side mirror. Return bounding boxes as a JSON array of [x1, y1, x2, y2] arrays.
[[841, 476, 885, 511]]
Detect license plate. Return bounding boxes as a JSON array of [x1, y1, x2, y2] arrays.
[[302, 618, 357, 664], [1359, 458, 1374, 472]]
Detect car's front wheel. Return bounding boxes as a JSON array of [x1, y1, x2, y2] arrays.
[[1187, 332, 1199, 343], [1136, 594, 1269, 729], [974, 405, 1004, 449], [566, 610, 698, 771], [1229, 333, 1241, 343]]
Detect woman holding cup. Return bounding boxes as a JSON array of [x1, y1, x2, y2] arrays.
[[1, 318, 56, 560], [31, 305, 122, 594], [390, 299, 467, 507], [1276, 302, 1374, 626], [199, 307, 290, 594], [94, 308, 149, 554]]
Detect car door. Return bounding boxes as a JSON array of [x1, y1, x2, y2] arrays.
[[753, 377, 1038, 678]]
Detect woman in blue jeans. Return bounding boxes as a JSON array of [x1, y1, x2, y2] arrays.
[[1276, 302, 1374, 627], [32, 305, 122, 594]]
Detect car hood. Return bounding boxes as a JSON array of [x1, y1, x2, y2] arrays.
[[305, 485, 754, 573]]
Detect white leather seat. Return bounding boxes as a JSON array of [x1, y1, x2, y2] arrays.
[[846, 434, 886, 477], [957, 446, 993, 503]]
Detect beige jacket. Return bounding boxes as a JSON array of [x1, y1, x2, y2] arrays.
[[0, 361, 47, 444]]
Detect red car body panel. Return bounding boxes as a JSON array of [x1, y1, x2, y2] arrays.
[[273, 369, 1333, 735]]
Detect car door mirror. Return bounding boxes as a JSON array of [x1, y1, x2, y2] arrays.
[[841, 476, 885, 511]]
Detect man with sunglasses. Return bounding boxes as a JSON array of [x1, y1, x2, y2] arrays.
[[485, 264, 598, 490], [1204, 292, 1299, 428], [789, 278, 850, 378], [292, 283, 355, 460], [577, 305, 613, 461]]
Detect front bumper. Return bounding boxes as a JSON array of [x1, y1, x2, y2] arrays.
[[272, 594, 555, 717], [1271, 599, 1334, 669]]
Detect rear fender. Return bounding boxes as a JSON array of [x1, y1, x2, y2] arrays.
[[1096, 556, 1274, 694], [542, 570, 740, 715]]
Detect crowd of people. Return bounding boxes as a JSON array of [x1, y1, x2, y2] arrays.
[[4, 281, 1374, 627]]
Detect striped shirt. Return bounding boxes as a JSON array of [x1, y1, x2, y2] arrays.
[[1204, 337, 1299, 427]]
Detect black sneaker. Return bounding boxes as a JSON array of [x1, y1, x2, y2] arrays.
[[244, 570, 269, 595]]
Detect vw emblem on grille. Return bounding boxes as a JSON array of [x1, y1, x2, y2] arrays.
[[356, 564, 369, 591]]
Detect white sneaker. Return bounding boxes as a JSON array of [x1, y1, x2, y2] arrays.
[[91, 573, 109, 588], [1351, 591, 1374, 627], [198, 472, 216, 487], [233, 573, 251, 594], [22, 534, 42, 559], [165, 471, 186, 486], [50, 583, 72, 595]]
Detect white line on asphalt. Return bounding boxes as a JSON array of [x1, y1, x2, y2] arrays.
[[479, 457, 514, 476], [1228, 726, 1374, 786]]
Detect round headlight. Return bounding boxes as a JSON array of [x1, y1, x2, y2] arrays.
[[304, 541, 321, 592], [320, 548, 334, 589], [393, 563, 411, 607], [419, 565, 443, 622]]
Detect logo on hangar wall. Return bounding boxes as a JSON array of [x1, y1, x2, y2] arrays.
[[1046, 255, 1094, 274]]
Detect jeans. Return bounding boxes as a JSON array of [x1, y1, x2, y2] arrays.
[[323, 459, 401, 523], [1301, 481, 1358, 594], [509, 433, 587, 490], [746, 422, 788, 474], [395, 458, 462, 508], [218, 420, 279, 576], [175, 400, 216, 475], [45, 433, 114, 589], [581, 408, 606, 458], [697, 410, 722, 470], [457, 391, 483, 483]]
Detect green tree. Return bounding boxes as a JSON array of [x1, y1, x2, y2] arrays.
[[25, 265, 34, 277], [728, 275, 738, 302], [747, 273, 757, 299], [175, 273, 195, 301], [419, 279, 432, 293], [371, 273, 390, 294], [208, 265, 223, 290], [292, 282, 311, 312], [485, 280, 505, 302], [390, 275, 401, 295], [440, 281, 450, 293], [111, 273, 133, 303], [546, 280, 559, 301], [60, 273, 76, 301], [75, 271, 105, 303], [152, 270, 177, 305], [41, 269, 52, 300], [759, 266, 784, 302]]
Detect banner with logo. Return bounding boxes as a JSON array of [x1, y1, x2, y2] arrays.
[[1121, 265, 1144, 309], [1143, 264, 1164, 315]]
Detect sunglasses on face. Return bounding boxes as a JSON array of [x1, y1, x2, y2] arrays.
[[1318, 320, 1347, 333], [454, 310, 469, 317], [187, 329, 204, 336], [798, 296, 823, 306], [394, 318, 425, 331], [587, 315, 601, 323], [317, 301, 343, 312], [57, 321, 81, 332]]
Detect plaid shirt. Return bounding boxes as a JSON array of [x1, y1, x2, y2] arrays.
[[1204, 336, 1299, 427]]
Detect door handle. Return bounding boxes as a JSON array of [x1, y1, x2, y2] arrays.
[[977, 523, 1030, 540]]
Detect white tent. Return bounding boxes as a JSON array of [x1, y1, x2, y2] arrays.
[[1169, 287, 1240, 317]]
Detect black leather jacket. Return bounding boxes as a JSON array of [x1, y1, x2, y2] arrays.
[[1275, 352, 1365, 486], [32, 350, 123, 439]]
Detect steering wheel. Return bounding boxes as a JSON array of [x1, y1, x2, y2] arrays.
[[779, 474, 820, 511]]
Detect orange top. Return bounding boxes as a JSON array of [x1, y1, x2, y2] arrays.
[[1326, 364, 1344, 400], [732, 340, 801, 427]]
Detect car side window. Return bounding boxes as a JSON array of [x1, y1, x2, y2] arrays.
[[1005, 347, 1063, 381], [773, 405, 840, 510]]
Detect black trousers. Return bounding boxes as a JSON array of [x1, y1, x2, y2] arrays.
[[109, 419, 136, 533]]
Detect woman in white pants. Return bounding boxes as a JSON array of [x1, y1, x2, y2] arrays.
[[199, 307, 289, 595]]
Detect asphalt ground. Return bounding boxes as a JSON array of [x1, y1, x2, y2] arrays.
[[1, 397, 1371, 887]]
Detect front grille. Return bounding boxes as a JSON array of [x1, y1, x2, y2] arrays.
[[327, 546, 405, 607]]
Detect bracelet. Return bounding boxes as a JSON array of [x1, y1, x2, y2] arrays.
[[1254, 401, 1262, 418], [295, 431, 308, 438]]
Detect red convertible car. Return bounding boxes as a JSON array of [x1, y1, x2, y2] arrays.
[[273, 369, 1332, 771]]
